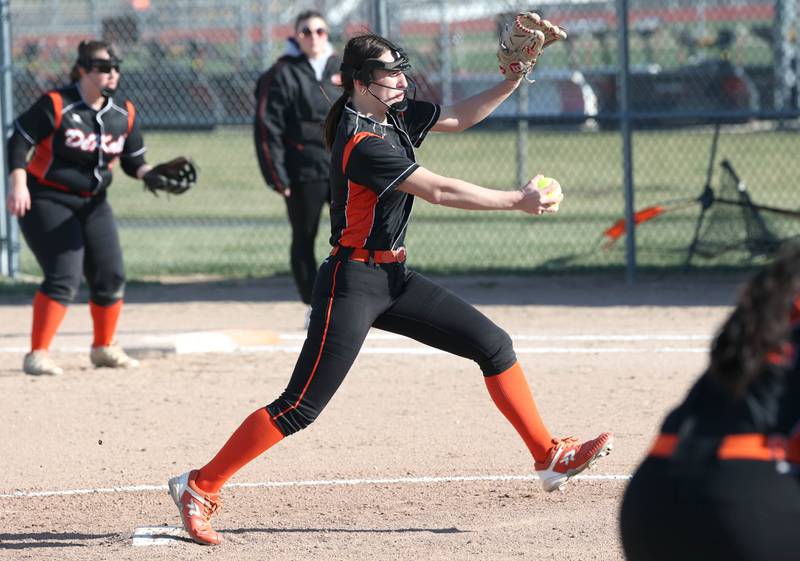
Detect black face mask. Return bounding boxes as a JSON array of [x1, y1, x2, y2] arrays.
[[368, 74, 417, 113], [340, 46, 416, 111]]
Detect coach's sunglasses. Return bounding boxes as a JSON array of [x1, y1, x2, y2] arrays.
[[299, 26, 328, 38], [90, 58, 122, 73]]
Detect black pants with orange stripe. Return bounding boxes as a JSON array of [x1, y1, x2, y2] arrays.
[[266, 252, 517, 435], [19, 187, 125, 306], [620, 456, 800, 561]]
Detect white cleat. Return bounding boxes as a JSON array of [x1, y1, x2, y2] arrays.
[[23, 351, 64, 376], [90, 343, 140, 369]]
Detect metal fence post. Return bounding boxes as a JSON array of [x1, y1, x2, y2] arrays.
[[774, 0, 797, 114], [438, 0, 452, 106], [237, 2, 251, 63], [372, 0, 388, 37], [515, 85, 528, 189], [89, 0, 101, 38], [0, 0, 15, 278], [617, 0, 635, 285], [260, 0, 272, 69]]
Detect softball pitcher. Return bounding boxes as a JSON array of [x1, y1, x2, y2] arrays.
[[169, 24, 612, 546]]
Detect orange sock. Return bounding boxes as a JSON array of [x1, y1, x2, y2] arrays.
[[31, 291, 68, 351], [90, 300, 122, 347], [485, 362, 553, 463], [194, 408, 285, 494]]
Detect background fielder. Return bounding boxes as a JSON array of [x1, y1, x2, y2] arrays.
[[5, 39, 194, 377]]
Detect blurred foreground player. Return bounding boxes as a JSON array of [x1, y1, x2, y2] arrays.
[[620, 242, 800, 561]]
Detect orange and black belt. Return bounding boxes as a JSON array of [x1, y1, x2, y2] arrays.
[[649, 432, 800, 463], [330, 245, 407, 264]]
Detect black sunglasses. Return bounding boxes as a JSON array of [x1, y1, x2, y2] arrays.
[[299, 27, 328, 38], [91, 58, 121, 73]]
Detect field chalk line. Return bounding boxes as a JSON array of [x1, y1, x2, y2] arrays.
[[0, 331, 712, 355], [1, 473, 631, 500]]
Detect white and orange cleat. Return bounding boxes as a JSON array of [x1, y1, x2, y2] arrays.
[[168, 470, 222, 545], [534, 432, 614, 492]]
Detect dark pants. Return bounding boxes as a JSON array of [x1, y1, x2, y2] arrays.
[[266, 252, 517, 435], [19, 189, 125, 306], [620, 456, 800, 561], [285, 180, 330, 304]]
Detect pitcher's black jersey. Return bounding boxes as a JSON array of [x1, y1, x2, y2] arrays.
[[9, 84, 146, 196], [328, 99, 440, 250]]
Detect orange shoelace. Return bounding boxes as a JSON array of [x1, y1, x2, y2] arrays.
[[199, 494, 222, 521]]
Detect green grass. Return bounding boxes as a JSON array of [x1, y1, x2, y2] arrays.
[[16, 125, 800, 279]]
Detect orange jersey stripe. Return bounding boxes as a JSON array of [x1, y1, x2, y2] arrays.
[[648, 433, 678, 458], [339, 181, 378, 247], [27, 91, 63, 180], [125, 100, 135, 134], [341, 131, 380, 174], [339, 131, 382, 247], [650, 432, 795, 462]]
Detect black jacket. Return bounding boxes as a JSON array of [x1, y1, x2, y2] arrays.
[[9, 83, 146, 196], [254, 40, 341, 191]]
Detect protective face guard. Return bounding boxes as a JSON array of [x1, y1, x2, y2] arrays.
[[341, 47, 411, 86]]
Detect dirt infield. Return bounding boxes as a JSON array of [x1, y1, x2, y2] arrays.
[[0, 272, 747, 560]]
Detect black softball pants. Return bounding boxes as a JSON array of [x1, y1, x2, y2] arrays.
[[285, 180, 330, 304], [266, 252, 517, 435], [19, 189, 125, 306], [620, 457, 800, 561]]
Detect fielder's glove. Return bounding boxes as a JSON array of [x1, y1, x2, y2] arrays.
[[143, 156, 197, 196], [497, 12, 567, 82]]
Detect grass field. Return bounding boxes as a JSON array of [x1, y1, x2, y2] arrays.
[[16, 122, 800, 279]]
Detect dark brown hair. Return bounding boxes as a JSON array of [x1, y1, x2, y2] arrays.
[[323, 34, 400, 149], [69, 39, 112, 82], [295, 10, 325, 31], [708, 241, 800, 397]]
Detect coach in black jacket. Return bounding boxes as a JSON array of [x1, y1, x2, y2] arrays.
[[254, 10, 341, 311]]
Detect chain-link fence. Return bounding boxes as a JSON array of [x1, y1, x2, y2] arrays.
[[3, 0, 799, 280]]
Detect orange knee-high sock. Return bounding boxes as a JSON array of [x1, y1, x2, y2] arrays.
[[485, 362, 553, 463], [194, 408, 285, 494], [31, 291, 68, 351], [90, 300, 123, 347]]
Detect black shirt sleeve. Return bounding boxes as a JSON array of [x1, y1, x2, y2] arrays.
[[120, 103, 147, 178], [344, 134, 419, 198], [8, 94, 56, 170], [398, 98, 441, 147]]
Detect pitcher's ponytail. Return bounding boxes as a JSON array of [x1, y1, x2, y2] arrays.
[[324, 93, 350, 150]]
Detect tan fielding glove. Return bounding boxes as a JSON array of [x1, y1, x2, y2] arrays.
[[497, 12, 568, 82]]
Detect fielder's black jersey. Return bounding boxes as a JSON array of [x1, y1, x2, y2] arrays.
[[9, 84, 146, 196], [329, 98, 440, 250], [660, 325, 800, 440]]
